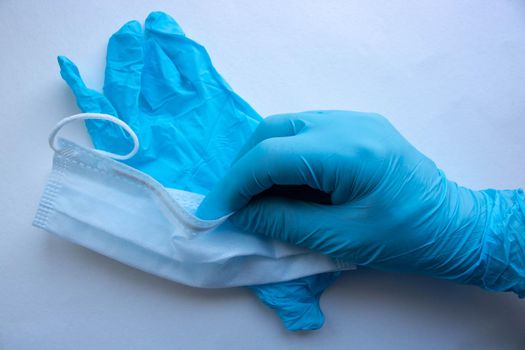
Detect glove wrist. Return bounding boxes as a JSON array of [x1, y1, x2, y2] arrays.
[[464, 189, 525, 295], [422, 181, 525, 298]]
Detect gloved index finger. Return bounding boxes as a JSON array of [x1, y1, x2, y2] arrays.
[[232, 113, 306, 164], [196, 134, 324, 220]]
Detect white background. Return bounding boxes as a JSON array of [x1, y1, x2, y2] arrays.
[[1, 0, 524, 349]]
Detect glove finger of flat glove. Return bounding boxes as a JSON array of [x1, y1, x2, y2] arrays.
[[143, 12, 260, 134], [140, 39, 197, 115], [250, 272, 341, 331], [144, 12, 261, 123], [144, 11, 185, 36], [57, 56, 134, 155], [104, 20, 144, 123], [58, 56, 116, 115], [144, 11, 228, 94]]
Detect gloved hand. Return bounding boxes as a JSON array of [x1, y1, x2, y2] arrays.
[[58, 11, 339, 330], [198, 110, 525, 295]]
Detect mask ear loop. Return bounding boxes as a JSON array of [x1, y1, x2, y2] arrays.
[[48, 113, 139, 160]]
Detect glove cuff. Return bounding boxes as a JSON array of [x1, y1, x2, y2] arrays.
[[468, 189, 525, 296]]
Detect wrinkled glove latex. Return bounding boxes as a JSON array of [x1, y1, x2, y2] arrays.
[[58, 11, 338, 330], [198, 111, 525, 295]]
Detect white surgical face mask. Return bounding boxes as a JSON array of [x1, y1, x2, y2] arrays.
[[34, 113, 354, 288]]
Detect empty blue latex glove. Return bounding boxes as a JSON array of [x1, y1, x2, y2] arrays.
[[198, 110, 525, 295], [58, 11, 338, 330], [58, 14, 260, 193]]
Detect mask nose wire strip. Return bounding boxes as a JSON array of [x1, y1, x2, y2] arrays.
[[48, 113, 139, 160], [112, 167, 232, 233]]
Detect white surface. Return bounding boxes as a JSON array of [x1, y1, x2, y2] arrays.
[[1, 0, 524, 348]]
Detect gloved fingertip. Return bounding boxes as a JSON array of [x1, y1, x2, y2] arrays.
[[57, 56, 116, 115], [57, 55, 69, 67], [196, 194, 229, 220], [57, 55, 78, 76], [250, 282, 326, 331], [107, 20, 144, 65], [250, 273, 342, 331], [116, 20, 142, 35], [109, 20, 143, 51], [284, 304, 325, 331], [57, 55, 87, 91], [145, 11, 185, 36]]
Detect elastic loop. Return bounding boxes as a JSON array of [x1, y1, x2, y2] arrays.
[[48, 113, 139, 160]]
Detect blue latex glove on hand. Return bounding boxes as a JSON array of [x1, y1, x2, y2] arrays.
[[198, 110, 525, 295], [58, 12, 338, 330]]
